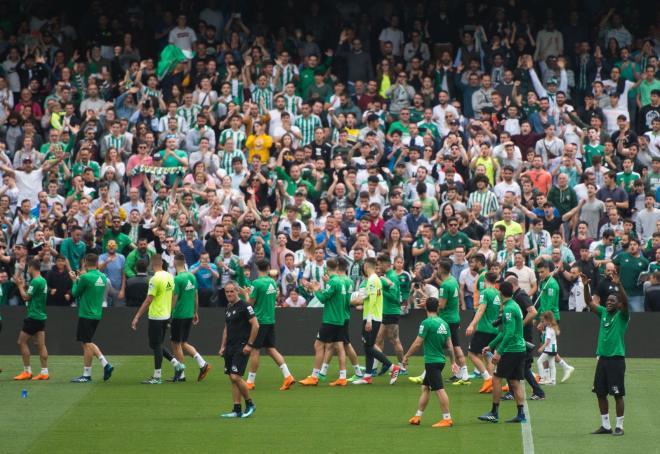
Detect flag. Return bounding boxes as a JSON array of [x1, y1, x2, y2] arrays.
[[156, 45, 186, 80]]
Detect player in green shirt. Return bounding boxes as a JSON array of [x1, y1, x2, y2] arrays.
[[350, 257, 400, 384], [582, 272, 629, 436], [131, 254, 184, 385], [170, 254, 211, 382], [300, 259, 350, 386], [466, 272, 501, 393], [245, 259, 295, 391], [403, 297, 458, 428], [479, 282, 527, 424], [375, 255, 405, 373], [437, 259, 470, 384], [536, 261, 575, 382], [14, 259, 50, 381], [70, 254, 114, 383]]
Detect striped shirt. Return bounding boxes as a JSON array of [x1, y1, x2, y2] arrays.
[[219, 128, 247, 150], [303, 260, 327, 284], [219, 149, 247, 174], [142, 87, 162, 99], [177, 104, 202, 129], [283, 94, 302, 117], [295, 114, 322, 146], [229, 78, 244, 104], [467, 189, 499, 218], [276, 64, 299, 90], [105, 134, 126, 150], [251, 86, 273, 114]]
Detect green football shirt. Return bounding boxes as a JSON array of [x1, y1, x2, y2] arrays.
[[476, 287, 501, 334], [72, 269, 107, 320], [314, 275, 346, 326], [382, 269, 401, 316], [418, 316, 450, 364], [440, 231, 472, 252], [489, 299, 526, 353], [438, 276, 460, 323], [595, 305, 629, 357], [340, 275, 353, 321], [26, 276, 47, 321], [249, 276, 278, 324], [173, 271, 197, 319], [538, 276, 560, 321], [613, 252, 649, 297]]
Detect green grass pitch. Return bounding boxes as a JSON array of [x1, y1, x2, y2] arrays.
[[0, 356, 658, 453]]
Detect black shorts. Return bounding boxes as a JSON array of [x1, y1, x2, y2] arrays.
[[448, 322, 460, 346], [171, 318, 193, 343], [382, 314, 400, 325], [148, 319, 170, 349], [252, 324, 276, 349], [494, 352, 526, 380], [22, 318, 45, 336], [423, 363, 445, 391], [593, 356, 626, 397], [469, 331, 497, 354], [361, 320, 381, 347], [342, 320, 350, 344], [76, 318, 100, 343], [317, 323, 344, 343], [224, 347, 249, 376]]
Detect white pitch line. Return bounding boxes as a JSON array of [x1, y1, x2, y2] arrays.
[[522, 395, 535, 454]]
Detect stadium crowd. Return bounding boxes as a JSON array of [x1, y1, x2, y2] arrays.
[[0, 0, 658, 319]]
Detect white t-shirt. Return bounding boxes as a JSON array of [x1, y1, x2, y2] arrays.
[[14, 168, 44, 206], [507, 266, 537, 295], [542, 326, 558, 353], [493, 181, 521, 202], [169, 27, 197, 58], [378, 28, 404, 56]]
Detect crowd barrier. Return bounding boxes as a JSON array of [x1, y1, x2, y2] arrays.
[[0, 308, 656, 357]]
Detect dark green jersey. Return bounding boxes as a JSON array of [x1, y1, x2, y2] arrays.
[[595, 305, 629, 357], [173, 272, 197, 319], [438, 276, 460, 323], [613, 252, 649, 297], [72, 270, 107, 320], [476, 287, 501, 334], [418, 316, 450, 363], [538, 276, 560, 321], [249, 276, 278, 324], [339, 275, 353, 320], [382, 269, 401, 315], [489, 299, 526, 353], [26, 275, 47, 321], [439, 231, 473, 252], [315, 274, 347, 326], [397, 270, 412, 302]]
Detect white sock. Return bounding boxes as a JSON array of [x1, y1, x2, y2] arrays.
[[615, 416, 624, 430], [399, 362, 406, 370], [24, 366, 32, 374], [353, 364, 363, 376], [41, 368, 48, 375], [312, 368, 320, 378], [460, 365, 469, 380], [320, 363, 329, 375], [559, 359, 569, 369], [601, 414, 611, 430], [373, 360, 381, 370], [482, 371, 491, 380], [170, 358, 180, 367], [180, 371, 186, 379], [415, 410, 423, 417], [247, 372, 257, 383], [83, 367, 92, 377], [443, 413, 451, 420], [193, 353, 206, 368], [98, 355, 109, 367], [549, 359, 556, 383], [339, 369, 346, 379], [154, 369, 162, 379], [280, 363, 291, 378]]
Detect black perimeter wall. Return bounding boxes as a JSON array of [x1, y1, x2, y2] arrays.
[[0, 308, 658, 358]]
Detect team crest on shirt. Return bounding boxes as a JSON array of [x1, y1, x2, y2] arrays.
[[547, 288, 554, 296]]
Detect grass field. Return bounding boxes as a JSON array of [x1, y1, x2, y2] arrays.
[[0, 355, 657, 454]]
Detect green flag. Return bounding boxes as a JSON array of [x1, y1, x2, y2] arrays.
[[156, 45, 186, 80]]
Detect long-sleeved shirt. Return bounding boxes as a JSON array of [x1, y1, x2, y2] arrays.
[[488, 299, 526, 353]]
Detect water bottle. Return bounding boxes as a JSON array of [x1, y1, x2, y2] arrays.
[[486, 351, 494, 361], [21, 389, 28, 398]]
